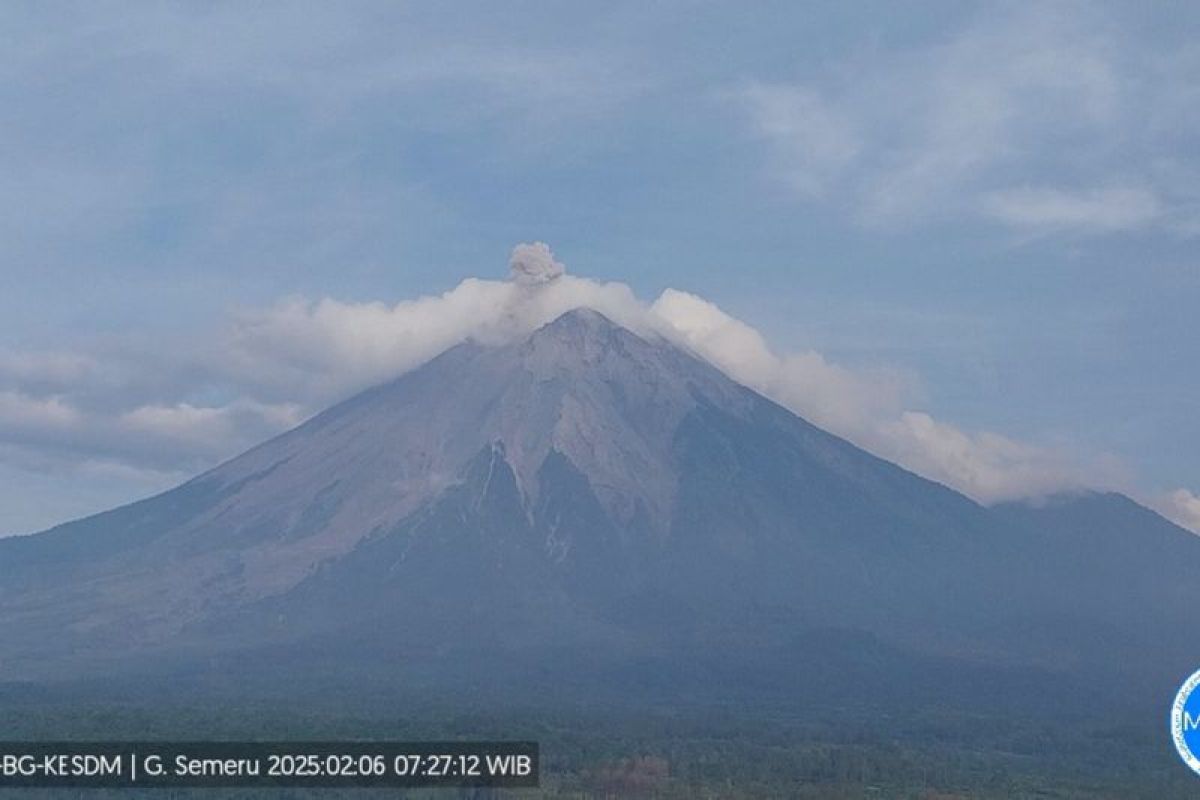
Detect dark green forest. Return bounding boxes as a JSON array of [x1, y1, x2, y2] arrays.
[[0, 698, 1191, 799]]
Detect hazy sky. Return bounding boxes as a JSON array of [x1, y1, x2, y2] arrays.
[[2, 1, 1198, 535]]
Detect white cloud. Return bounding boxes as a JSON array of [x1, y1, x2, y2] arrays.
[[0, 391, 81, 430], [737, 84, 859, 197], [1157, 489, 1200, 534], [119, 401, 303, 452], [0, 350, 97, 388], [0, 247, 1148, 513], [221, 267, 653, 406], [981, 185, 1162, 232], [650, 289, 907, 438], [734, 4, 1197, 235], [649, 289, 1087, 502], [238, 270, 1085, 504], [0, 383, 299, 474], [877, 412, 1085, 503], [222, 282, 517, 402]]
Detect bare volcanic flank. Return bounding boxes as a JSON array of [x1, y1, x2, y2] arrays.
[[1, 308, 1199, 712]]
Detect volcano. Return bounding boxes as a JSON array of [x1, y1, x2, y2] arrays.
[[2, 308, 1197, 712]]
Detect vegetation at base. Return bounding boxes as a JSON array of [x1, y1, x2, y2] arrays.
[[0, 699, 1191, 799]]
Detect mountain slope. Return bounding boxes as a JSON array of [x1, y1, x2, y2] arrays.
[[0, 308, 1197, 715]]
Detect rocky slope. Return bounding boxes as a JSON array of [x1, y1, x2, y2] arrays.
[[1, 308, 1197, 715]]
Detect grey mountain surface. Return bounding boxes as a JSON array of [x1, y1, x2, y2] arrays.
[[1, 308, 1197, 714]]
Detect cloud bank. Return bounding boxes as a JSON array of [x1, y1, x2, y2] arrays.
[[734, 4, 1200, 236], [3, 241, 1168, 538], [1159, 489, 1200, 535], [648, 289, 1097, 504]]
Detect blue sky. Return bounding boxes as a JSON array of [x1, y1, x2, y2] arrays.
[[2, 1, 1198, 534]]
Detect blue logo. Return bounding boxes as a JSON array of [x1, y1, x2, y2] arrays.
[[1172, 669, 1200, 775]]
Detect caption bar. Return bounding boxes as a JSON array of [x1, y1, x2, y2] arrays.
[[0, 741, 538, 788]]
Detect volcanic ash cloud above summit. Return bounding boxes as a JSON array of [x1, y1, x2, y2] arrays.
[[215, 244, 1116, 508], [509, 242, 566, 286], [3, 241, 1180, 529]]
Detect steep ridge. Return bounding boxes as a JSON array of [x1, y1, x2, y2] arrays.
[[0, 308, 1196, 715]]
